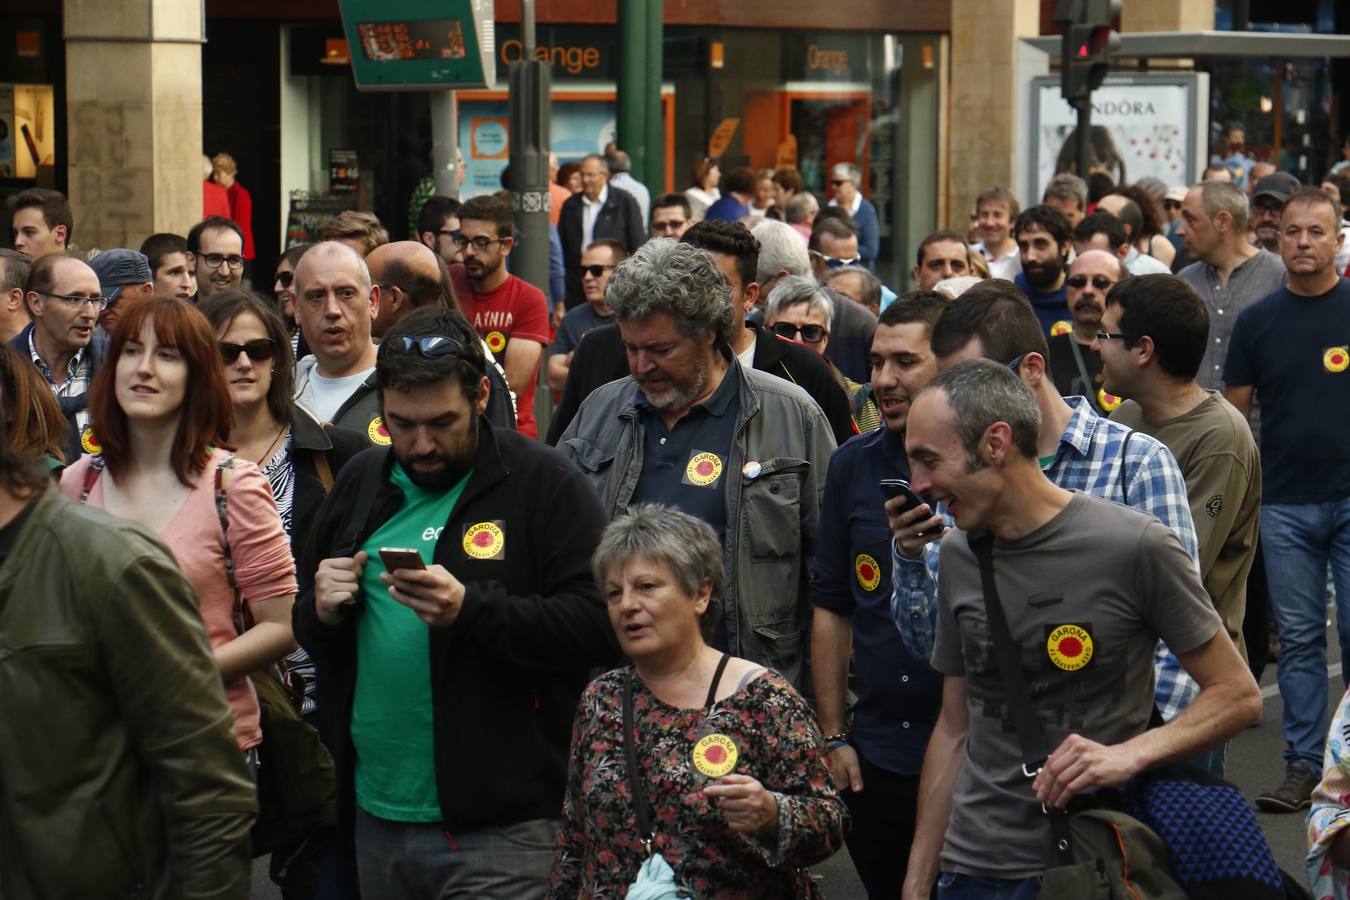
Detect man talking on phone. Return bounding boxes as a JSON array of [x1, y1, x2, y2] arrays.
[[293, 307, 619, 899]]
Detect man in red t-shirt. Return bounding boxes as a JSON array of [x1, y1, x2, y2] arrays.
[[448, 195, 549, 437]]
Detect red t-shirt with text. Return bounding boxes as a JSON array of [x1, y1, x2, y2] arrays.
[[450, 265, 550, 437]]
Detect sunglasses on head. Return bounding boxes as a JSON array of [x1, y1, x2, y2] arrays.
[[219, 339, 277, 364], [771, 322, 827, 344], [1066, 275, 1116, 291], [389, 335, 483, 372]]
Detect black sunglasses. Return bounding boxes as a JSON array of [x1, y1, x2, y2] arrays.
[[1066, 275, 1116, 291], [275, 270, 294, 289], [219, 339, 277, 364], [581, 264, 615, 278], [771, 322, 827, 344]]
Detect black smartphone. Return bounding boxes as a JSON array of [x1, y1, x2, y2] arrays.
[[378, 547, 426, 574], [879, 478, 925, 515]]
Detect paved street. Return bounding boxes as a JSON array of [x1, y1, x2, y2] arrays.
[[253, 644, 1344, 898]]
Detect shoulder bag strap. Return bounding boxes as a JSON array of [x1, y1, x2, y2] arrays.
[[1067, 337, 1095, 404], [1118, 429, 1134, 506], [213, 456, 248, 633], [78, 456, 107, 504], [703, 652, 731, 709], [623, 670, 656, 855], [313, 450, 335, 495]]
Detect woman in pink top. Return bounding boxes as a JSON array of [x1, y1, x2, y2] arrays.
[[60, 296, 296, 756]]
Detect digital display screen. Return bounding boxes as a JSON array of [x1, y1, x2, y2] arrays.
[[356, 19, 467, 62]]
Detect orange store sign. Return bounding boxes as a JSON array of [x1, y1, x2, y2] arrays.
[[499, 39, 601, 76]]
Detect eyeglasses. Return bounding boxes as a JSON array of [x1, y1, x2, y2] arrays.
[[581, 264, 615, 278], [1095, 331, 1135, 342], [651, 220, 688, 234], [831, 179, 849, 187], [810, 250, 860, 269], [35, 291, 110, 311], [275, 270, 294, 289], [1066, 274, 1117, 291], [390, 335, 476, 363], [198, 252, 245, 271], [771, 322, 827, 344], [1007, 353, 1027, 372], [219, 338, 277, 364], [450, 233, 505, 252]]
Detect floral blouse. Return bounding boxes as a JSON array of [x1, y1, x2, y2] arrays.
[[549, 666, 847, 899], [1309, 688, 1350, 898]]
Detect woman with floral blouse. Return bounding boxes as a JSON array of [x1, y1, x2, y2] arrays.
[[1309, 687, 1350, 898], [549, 504, 847, 899]]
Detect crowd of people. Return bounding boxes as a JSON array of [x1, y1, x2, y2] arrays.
[[3, 135, 1350, 900]]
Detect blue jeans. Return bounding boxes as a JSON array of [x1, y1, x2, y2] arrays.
[[1261, 500, 1350, 771], [937, 872, 1041, 899], [354, 807, 557, 900]]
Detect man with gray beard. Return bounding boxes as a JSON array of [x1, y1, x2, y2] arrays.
[[558, 239, 836, 686]]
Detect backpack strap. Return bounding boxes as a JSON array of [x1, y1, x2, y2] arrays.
[[1118, 429, 1135, 506], [77, 455, 107, 504]]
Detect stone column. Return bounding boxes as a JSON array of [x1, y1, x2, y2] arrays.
[[1122, 0, 1215, 34], [946, 0, 1040, 230], [63, 0, 204, 251]]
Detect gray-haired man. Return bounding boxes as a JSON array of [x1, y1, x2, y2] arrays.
[[558, 239, 837, 686]]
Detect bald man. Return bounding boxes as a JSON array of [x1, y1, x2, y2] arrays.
[[1047, 248, 1127, 413], [367, 240, 445, 339], [293, 241, 384, 436]]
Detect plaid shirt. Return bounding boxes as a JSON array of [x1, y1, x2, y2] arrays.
[[28, 327, 93, 432], [890, 396, 1202, 721]]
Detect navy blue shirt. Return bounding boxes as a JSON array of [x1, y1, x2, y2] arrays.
[[704, 194, 750, 224], [1014, 273, 1070, 335], [810, 425, 943, 775], [1225, 278, 1350, 504], [549, 303, 613, 356]]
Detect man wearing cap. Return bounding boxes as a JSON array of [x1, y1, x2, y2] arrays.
[[89, 249, 152, 336], [1250, 171, 1301, 253]]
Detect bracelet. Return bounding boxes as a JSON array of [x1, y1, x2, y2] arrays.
[[824, 731, 849, 751]]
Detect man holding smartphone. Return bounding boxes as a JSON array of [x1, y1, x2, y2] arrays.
[[293, 307, 619, 899], [810, 291, 948, 898]]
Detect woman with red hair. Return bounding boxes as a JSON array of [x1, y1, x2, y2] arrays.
[[59, 296, 296, 764]]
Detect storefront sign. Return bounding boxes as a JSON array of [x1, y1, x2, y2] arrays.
[[329, 148, 360, 194], [781, 33, 871, 83], [493, 25, 615, 80]]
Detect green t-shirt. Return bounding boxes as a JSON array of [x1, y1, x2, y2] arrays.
[[351, 462, 470, 822]]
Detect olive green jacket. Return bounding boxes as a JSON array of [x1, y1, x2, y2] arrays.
[[0, 487, 257, 900]]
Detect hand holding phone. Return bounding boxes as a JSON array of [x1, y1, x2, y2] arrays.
[[379, 547, 426, 574], [879, 479, 946, 559], [879, 478, 924, 515]]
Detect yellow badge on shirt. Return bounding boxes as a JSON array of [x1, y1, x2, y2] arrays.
[[80, 425, 101, 455], [486, 331, 507, 354], [692, 733, 739, 778], [367, 416, 392, 446], [463, 521, 505, 560], [684, 452, 724, 487], [1097, 387, 1122, 413], [855, 553, 881, 592], [1325, 347, 1350, 374], [1047, 624, 1094, 672], [1050, 320, 1072, 337]]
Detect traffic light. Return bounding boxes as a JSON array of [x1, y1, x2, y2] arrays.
[[1055, 0, 1121, 104]]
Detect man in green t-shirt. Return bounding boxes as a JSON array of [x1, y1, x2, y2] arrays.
[[294, 307, 618, 899]]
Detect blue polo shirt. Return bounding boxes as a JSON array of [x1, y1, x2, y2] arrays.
[[811, 425, 943, 775]]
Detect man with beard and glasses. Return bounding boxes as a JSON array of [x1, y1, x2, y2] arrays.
[[294, 306, 619, 898], [1010, 204, 1073, 334], [1047, 249, 1127, 414], [559, 239, 836, 687]]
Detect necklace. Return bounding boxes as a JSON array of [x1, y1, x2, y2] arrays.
[[255, 425, 287, 468]]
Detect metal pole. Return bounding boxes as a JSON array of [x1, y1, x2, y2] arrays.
[[1075, 99, 1092, 180], [431, 91, 459, 199], [508, 14, 550, 298], [618, 0, 648, 182], [642, 0, 665, 195]]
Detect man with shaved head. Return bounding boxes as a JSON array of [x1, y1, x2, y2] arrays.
[[1047, 248, 1127, 412], [293, 240, 384, 438]]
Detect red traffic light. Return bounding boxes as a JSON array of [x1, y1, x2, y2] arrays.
[[1077, 42, 1089, 57]]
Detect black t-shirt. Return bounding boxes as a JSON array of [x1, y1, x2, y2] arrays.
[[1047, 333, 1119, 415], [1225, 278, 1350, 503], [0, 497, 36, 569]]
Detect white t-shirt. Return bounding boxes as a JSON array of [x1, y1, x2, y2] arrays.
[[972, 240, 1022, 280], [297, 367, 374, 423], [736, 334, 757, 370]]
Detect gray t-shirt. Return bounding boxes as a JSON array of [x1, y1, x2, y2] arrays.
[[930, 492, 1222, 880]]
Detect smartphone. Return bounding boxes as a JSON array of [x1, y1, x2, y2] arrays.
[[378, 547, 426, 574], [879, 478, 925, 515]]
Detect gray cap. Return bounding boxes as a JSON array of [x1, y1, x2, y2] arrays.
[[1251, 172, 1301, 205], [89, 249, 152, 301]]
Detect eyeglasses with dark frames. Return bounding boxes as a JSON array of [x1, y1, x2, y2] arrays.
[[1095, 331, 1135, 342], [450, 233, 506, 252], [771, 322, 827, 344], [219, 339, 278, 364], [581, 264, 616, 278], [1066, 274, 1117, 291], [198, 252, 245, 271]]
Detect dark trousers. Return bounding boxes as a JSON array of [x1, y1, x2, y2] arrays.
[[1244, 530, 1271, 681], [841, 750, 920, 899]]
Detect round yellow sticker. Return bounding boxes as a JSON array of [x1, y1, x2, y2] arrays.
[[686, 452, 723, 487], [855, 553, 881, 592], [1097, 387, 1122, 413], [692, 733, 739, 778], [367, 416, 392, 446], [1047, 624, 1094, 671], [80, 425, 101, 455], [486, 331, 507, 354], [1325, 347, 1349, 374], [463, 522, 505, 559], [1050, 320, 1072, 337]]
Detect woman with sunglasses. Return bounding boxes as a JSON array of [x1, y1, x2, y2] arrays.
[[59, 295, 298, 764]]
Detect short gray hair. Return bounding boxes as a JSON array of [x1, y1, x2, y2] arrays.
[[1043, 173, 1087, 210], [919, 359, 1041, 462], [1198, 180, 1250, 233], [751, 219, 810, 283], [831, 161, 862, 184], [784, 191, 819, 225], [0, 248, 31, 294], [823, 265, 881, 310], [767, 274, 832, 329], [592, 504, 725, 639], [604, 239, 735, 347]]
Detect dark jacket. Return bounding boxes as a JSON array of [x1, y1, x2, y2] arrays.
[[546, 322, 857, 447], [292, 423, 620, 841], [0, 487, 256, 899], [558, 185, 646, 306], [9, 322, 109, 461], [289, 403, 368, 563]]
